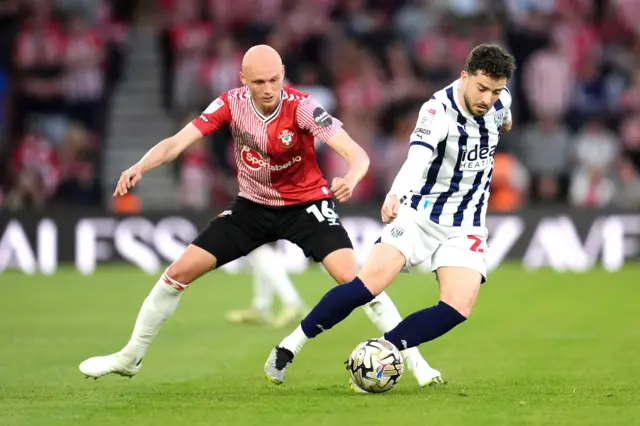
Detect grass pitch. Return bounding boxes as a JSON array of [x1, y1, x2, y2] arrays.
[[0, 264, 638, 425]]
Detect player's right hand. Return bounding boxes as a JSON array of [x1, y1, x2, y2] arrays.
[[381, 194, 400, 224], [113, 165, 143, 197], [331, 177, 355, 203]]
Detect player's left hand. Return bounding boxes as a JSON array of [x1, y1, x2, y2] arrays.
[[501, 121, 512, 133], [331, 177, 355, 203]]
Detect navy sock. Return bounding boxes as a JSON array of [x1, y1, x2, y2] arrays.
[[384, 301, 467, 350], [300, 277, 375, 338]]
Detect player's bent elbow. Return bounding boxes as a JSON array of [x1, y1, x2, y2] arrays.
[[358, 145, 370, 168], [361, 152, 371, 173]]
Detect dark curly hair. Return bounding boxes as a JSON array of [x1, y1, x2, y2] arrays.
[[464, 44, 516, 81]]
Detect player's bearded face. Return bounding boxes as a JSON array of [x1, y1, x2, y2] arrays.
[[462, 71, 508, 117]]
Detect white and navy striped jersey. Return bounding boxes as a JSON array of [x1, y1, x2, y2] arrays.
[[392, 79, 512, 228]]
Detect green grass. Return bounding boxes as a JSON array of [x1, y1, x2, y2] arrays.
[[0, 264, 639, 425]]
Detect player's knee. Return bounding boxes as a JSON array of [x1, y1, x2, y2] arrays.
[[335, 269, 358, 285], [165, 258, 214, 285], [164, 264, 195, 286], [440, 297, 472, 318], [164, 245, 218, 285], [357, 273, 388, 297], [322, 248, 359, 284]]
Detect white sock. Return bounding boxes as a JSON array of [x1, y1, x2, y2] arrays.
[[362, 292, 435, 372], [251, 266, 274, 313], [120, 273, 185, 361], [279, 325, 309, 356], [249, 245, 303, 309]]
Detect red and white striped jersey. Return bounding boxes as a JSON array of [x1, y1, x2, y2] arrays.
[[191, 86, 342, 206]]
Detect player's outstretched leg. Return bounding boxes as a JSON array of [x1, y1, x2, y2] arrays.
[[265, 244, 407, 384], [79, 245, 216, 379], [227, 245, 306, 326], [383, 266, 480, 351]]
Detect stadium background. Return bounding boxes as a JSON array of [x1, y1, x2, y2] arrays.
[[0, 1, 639, 425]]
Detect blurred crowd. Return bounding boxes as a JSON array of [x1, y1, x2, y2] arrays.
[[3, 0, 640, 212], [168, 0, 640, 212], [0, 0, 133, 210]]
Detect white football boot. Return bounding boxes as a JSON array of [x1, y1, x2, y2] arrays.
[[79, 352, 142, 379], [403, 353, 446, 387]]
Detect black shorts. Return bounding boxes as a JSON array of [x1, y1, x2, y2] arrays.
[[192, 196, 353, 268]]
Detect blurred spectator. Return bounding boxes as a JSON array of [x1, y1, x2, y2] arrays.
[[523, 36, 573, 121], [518, 117, 571, 202], [56, 123, 102, 206], [169, 0, 213, 114], [504, 0, 555, 25], [0, 0, 19, 70], [553, 2, 600, 76], [9, 131, 60, 204], [393, 0, 436, 46], [570, 119, 621, 208], [335, 43, 384, 120], [612, 157, 640, 210], [199, 35, 242, 102], [385, 42, 430, 103], [569, 166, 616, 208], [619, 69, 640, 113], [294, 64, 336, 113], [620, 115, 640, 168], [573, 118, 620, 172], [13, 1, 67, 138], [446, 0, 484, 18], [598, 0, 635, 47], [414, 33, 454, 91], [56, 160, 102, 206], [5, 168, 47, 210], [63, 13, 106, 133], [569, 54, 618, 124], [264, 27, 302, 83], [611, 0, 640, 35]]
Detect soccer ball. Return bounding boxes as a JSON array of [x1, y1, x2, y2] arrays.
[[345, 338, 404, 393]]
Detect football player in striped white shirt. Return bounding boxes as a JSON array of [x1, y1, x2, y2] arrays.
[[266, 44, 516, 387]]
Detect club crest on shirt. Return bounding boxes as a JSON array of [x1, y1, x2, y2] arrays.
[[278, 129, 295, 149], [418, 108, 437, 127], [390, 227, 404, 238], [494, 111, 504, 127]]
